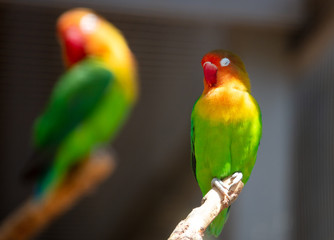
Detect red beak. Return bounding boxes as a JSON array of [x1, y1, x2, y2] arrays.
[[62, 26, 86, 66], [203, 61, 217, 87]]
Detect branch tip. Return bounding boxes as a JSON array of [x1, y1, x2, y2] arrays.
[[168, 173, 244, 240]]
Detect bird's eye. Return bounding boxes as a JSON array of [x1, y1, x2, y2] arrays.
[[220, 58, 230, 67], [80, 14, 98, 33]]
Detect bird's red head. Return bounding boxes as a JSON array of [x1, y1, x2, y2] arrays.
[[201, 50, 250, 91], [57, 9, 99, 67]]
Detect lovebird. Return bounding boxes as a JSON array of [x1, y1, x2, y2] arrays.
[[24, 8, 138, 197], [191, 50, 262, 237]]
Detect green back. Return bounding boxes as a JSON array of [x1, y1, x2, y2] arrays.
[[34, 59, 131, 196], [24, 58, 113, 182]]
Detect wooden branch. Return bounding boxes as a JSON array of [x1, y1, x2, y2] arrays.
[[168, 173, 244, 240], [0, 149, 115, 240]]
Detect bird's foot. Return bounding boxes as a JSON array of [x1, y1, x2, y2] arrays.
[[211, 172, 243, 200]]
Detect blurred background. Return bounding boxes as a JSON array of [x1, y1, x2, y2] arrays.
[[0, 0, 334, 239]]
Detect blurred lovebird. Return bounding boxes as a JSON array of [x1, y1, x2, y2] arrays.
[[23, 8, 138, 196], [191, 50, 262, 237]]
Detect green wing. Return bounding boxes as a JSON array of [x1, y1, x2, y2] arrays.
[[34, 58, 113, 148], [190, 115, 197, 181], [24, 58, 113, 179], [190, 99, 199, 181]]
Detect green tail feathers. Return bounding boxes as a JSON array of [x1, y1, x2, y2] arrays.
[[209, 207, 230, 237]]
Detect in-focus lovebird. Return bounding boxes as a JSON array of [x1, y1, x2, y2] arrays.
[[191, 50, 262, 237], [24, 8, 138, 197]]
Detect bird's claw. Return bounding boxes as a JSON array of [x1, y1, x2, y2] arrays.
[[211, 178, 230, 196], [211, 172, 243, 199], [228, 172, 243, 189]]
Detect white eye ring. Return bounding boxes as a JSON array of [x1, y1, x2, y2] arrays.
[[220, 57, 230, 67], [80, 13, 98, 33]]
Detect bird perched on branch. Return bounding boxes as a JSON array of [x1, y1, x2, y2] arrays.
[[23, 8, 138, 197], [191, 50, 262, 237]]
